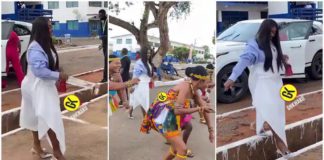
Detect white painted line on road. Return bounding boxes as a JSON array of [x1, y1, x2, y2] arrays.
[[217, 89, 322, 118], [62, 115, 107, 130], [276, 141, 322, 160], [89, 94, 108, 103], [62, 115, 90, 124], [216, 106, 255, 119], [216, 114, 322, 153], [1, 107, 21, 116], [57, 44, 100, 54], [67, 76, 96, 88], [2, 128, 24, 138], [2, 88, 20, 94], [71, 68, 103, 77]]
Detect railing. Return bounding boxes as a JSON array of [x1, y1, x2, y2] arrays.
[[291, 8, 323, 21], [17, 9, 53, 22]]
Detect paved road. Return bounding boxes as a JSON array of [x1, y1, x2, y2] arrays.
[[290, 145, 322, 160], [109, 85, 216, 160], [217, 78, 322, 114]]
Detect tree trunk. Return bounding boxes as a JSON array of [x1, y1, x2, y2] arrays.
[[152, 2, 174, 67]]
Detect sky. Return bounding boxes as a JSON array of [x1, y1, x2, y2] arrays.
[[108, 1, 216, 53]]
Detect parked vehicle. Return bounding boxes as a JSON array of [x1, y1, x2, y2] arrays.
[[217, 19, 322, 103]]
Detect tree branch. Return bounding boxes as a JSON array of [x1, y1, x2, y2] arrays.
[[147, 20, 158, 29], [146, 2, 158, 20], [109, 15, 140, 39]]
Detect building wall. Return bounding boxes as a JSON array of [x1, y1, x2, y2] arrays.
[[110, 34, 205, 60], [216, 2, 267, 32], [268, 2, 288, 15], [1, 1, 17, 20], [111, 35, 138, 52], [42, 1, 106, 37], [1, 1, 15, 14]]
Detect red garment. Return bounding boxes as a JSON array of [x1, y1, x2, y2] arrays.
[[5, 31, 24, 87]]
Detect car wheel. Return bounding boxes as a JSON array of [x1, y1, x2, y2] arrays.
[[309, 51, 322, 80], [217, 65, 249, 103]]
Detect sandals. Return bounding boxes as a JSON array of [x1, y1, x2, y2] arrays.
[[31, 148, 53, 159], [186, 149, 195, 158], [200, 118, 206, 124]]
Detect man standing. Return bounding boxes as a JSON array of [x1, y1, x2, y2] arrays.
[[99, 9, 108, 82], [120, 48, 130, 82]]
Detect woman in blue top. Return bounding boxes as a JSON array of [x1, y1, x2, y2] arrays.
[[19, 17, 68, 160], [128, 47, 155, 119], [224, 19, 291, 157]]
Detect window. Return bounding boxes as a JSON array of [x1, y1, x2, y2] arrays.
[[279, 22, 312, 41], [13, 24, 31, 36], [104, 1, 108, 8], [116, 39, 122, 44], [89, 1, 102, 7], [66, 1, 78, 8], [48, 1, 59, 9], [126, 39, 132, 44], [52, 21, 60, 30], [2, 22, 14, 40], [67, 20, 78, 30], [311, 24, 322, 35]]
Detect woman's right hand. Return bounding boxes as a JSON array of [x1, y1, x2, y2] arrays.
[[130, 78, 140, 85], [59, 72, 69, 81], [224, 79, 235, 91]]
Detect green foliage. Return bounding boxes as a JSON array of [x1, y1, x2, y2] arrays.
[[169, 2, 191, 19], [170, 47, 190, 61]]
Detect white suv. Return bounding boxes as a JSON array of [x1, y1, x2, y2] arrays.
[[217, 19, 322, 103], [2, 20, 32, 77]]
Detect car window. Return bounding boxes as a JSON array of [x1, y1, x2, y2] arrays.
[[279, 21, 312, 41], [217, 22, 261, 42], [13, 24, 31, 36], [310, 24, 322, 35], [2, 22, 14, 40]]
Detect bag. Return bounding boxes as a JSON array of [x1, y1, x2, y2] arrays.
[[285, 63, 293, 76], [57, 79, 67, 92]]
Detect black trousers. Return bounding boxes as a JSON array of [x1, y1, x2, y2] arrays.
[[103, 43, 107, 81]]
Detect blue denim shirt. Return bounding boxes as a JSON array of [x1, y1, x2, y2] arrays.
[[27, 41, 60, 80], [228, 39, 266, 81]]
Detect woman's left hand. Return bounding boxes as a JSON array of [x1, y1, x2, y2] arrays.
[[283, 54, 289, 64]]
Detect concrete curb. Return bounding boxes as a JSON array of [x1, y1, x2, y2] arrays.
[[216, 115, 322, 160]]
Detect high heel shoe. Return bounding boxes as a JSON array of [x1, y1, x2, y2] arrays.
[[31, 148, 53, 159]]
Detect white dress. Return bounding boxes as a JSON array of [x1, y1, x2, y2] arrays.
[[129, 74, 151, 112], [248, 43, 287, 146], [20, 49, 66, 153], [129, 60, 152, 112]]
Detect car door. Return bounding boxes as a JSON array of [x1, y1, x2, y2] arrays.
[[305, 22, 322, 67], [279, 21, 312, 77], [13, 23, 31, 57], [1, 21, 14, 76]]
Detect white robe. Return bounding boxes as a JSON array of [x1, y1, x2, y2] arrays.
[[20, 52, 66, 153], [248, 44, 287, 146], [129, 75, 151, 112]]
